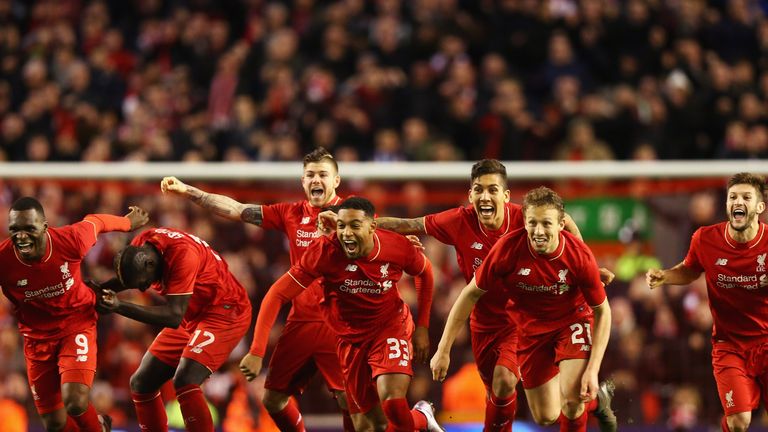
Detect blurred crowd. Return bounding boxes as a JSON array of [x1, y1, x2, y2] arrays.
[[0, 178, 763, 430], [3, 0, 768, 164]]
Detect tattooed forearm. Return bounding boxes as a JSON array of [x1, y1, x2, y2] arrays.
[[240, 205, 263, 226], [375, 217, 426, 234], [187, 187, 248, 221]]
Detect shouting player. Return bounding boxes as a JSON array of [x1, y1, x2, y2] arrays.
[[431, 187, 613, 432], [97, 227, 252, 432], [647, 172, 768, 432], [0, 197, 148, 432], [160, 147, 352, 430], [241, 197, 442, 431]]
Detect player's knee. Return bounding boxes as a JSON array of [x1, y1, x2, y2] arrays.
[[530, 411, 559, 426], [727, 413, 751, 432], [62, 392, 89, 416], [261, 390, 289, 413], [371, 418, 389, 432], [41, 413, 67, 432], [491, 371, 517, 398], [129, 370, 153, 393], [561, 398, 584, 418]]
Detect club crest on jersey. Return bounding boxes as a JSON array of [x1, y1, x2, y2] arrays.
[[16, 279, 27, 286], [60, 262, 71, 279], [757, 253, 766, 272], [301, 216, 311, 225], [557, 269, 570, 294], [380, 263, 390, 278]]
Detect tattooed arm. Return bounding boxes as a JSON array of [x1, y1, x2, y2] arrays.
[[375, 217, 427, 235], [160, 176, 263, 226]]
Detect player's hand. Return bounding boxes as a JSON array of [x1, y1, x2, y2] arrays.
[[430, 350, 450, 382], [99, 289, 120, 311], [125, 206, 149, 230], [160, 176, 189, 195], [579, 369, 599, 402], [598, 267, 615, 286], [646, 268, 665, 289], [317, 210, 337, 234], [412, 326, 430, 364], [239, 353, 264, 381], [406, 235, 424, 251]]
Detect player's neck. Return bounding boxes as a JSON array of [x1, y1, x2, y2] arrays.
[[482, 215, 504, 231], [728, 222, 760, 243], [312, 192, 338, 208]]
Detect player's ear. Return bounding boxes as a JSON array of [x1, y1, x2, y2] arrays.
[[758, 200, 766, 215], [503, 188, 510, 203], [333, 174, 340, 189]]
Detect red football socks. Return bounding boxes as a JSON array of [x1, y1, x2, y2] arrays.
[[559, 410, 588, 432], [268, 397, 306, 432], [721, 416, 730, 432], [71, 403, 103, 432], [382, 398, 428, 431], [485, 391, 517, 431], [132, 390, 168, 432], [176, 384, 214, 432], [341, 409, 355, 432], [585, 398, 598, 414], [62, 416, 79, 432]]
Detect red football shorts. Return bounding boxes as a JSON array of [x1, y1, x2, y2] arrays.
[[264, 320, 345, 394], [518, 317, 593, 389], [24, 326, 98, 414], [149, 305, 251, 372], [712, 340, 768, 415], [338, 313, 415, 414], [471, 324, 520, 389]]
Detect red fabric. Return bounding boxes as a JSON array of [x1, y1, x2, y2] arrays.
[[558, 410, 588, 432], [485, 391, 517, 432], [424, 203, 523, 332], [585, 398, 598, 413], [471, 327, 519, 389], [475, 229, 606, 335], [413, 259, 434, 328], [683, 222, 768, 350], [382, 398, 415, 432], [132, 391, 168, 432], [341, 409, 355, 432], [176, 384, 214, 432], [131, 228, 251, 329], [62, 416, 79, 432], [71, 403, 102, 432], [249, 273, 305, 356], [722, 416, 730, 432], [83, 214, 131, 233], [268, 398, 306, 432], [712, 340, 764, 415]]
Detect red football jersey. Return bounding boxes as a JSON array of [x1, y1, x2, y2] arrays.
[[132, 228, 250, 328], [425, 203, 523, 332], [288, 229, 427, 343], [261, 197, 342, 322], [684, 222, 768, 350], [475, 228, 606, 335], [0, 221, 103, 339]]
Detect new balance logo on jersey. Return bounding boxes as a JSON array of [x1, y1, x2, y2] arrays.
[[758, 253, 766, 272], [380, 263, 390, 278], [16, 279, 27, 286], [716, 258, 728, 266], [301, 216, 311, 225], [345, 264, 358, 272], [470, 242, 483, 250], [517, 268, 531, 276], [725, 390, 735, 408]]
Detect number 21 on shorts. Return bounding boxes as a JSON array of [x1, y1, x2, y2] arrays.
[[570, 323, 592, 347]]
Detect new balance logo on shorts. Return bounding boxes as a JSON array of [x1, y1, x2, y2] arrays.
[[716, 258, 728, 266], [345, 264, 358, 272], [77, 355, 88, 362]]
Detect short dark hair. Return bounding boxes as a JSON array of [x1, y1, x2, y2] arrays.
[[11, 197, 45, 217], [115, 245, 158, 287], [338, 197, 375, 219], [728, 172, 766, 201], [471, 159, 507, 185], [523, 186, 565, 220], [303, 147, 338, 172]]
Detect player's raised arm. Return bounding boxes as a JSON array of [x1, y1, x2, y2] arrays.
[[646, 261, 702, 289], [430, 277, 485, 382], [375, 216, 427, 235], [240, 272, 306, 381], [160, 176, 263, 225]]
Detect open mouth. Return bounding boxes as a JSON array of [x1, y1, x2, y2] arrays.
[[311, 187, 324, 199], [532, 237, 547, 247], [14, 242, 33, 255], [343, 239, 358, 255], [478, 205, 494, 217], [732, 208, 746, 222]]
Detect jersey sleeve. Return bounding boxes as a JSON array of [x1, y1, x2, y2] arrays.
[[683, 228, 704, 273], [401, 238, 427, 276], [61, 220, 103, 259], [424, 207, 463, 245], [288, 238, 326, 287], [574, 246, 608, 307], [475, 237, 510, 292], [160, 247, 200, 296], [260, 202, 289, 232]]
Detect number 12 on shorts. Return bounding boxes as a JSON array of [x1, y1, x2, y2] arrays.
[[387, 338, 410, 366], [188, 330, 216, 354], [570, 323, 592, 346]]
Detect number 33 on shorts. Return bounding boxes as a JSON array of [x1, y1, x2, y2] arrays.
[[387, 338, 410, 366], [188, 330, 216, 354]]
